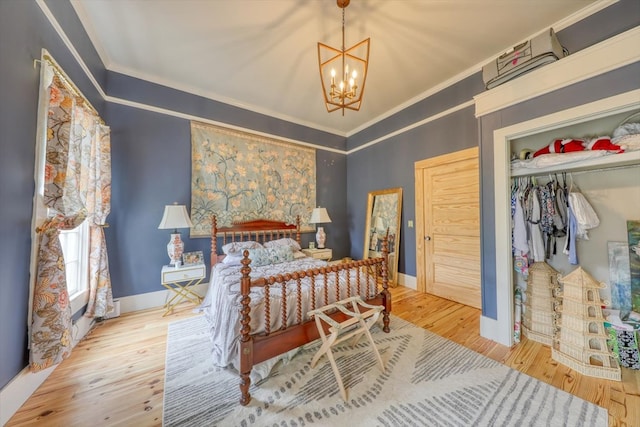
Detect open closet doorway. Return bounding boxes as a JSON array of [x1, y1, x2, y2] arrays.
[[414, 147, 481, 308]]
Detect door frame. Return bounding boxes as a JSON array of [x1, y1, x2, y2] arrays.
[[414, 147, 479, 294]]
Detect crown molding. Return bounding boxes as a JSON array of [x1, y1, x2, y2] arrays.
[[474, 26, 640, 118]]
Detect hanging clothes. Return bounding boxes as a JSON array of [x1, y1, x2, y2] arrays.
[[568, 191, 600, 240], [528, 189, 546, 262], [538, 183, 556, 259], [513, 193, 529, 276], [564, 207, 579, 264]]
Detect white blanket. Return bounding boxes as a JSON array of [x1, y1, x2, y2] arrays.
[[199, 257, 380, 379]]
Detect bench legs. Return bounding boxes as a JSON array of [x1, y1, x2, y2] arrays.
[[309, 296, 385, 400]]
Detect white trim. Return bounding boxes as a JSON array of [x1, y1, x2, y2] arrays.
[[70, 289, 90, 315], [0, 365, 55, 426], [0, 315, 94, 426], [550, 1, 618, 32], [118, 283, 209, 314], [72, 0, 615, 139], [39, 0, 616, 154], [345, 0, 617, 137], [479, 315, 504, 344], [346, 100, 475, 155], [491, 90, 640, 348], [397, 273, 416, 291], [104, 95, 346, 155], [475, 26, 640, 118], [35, 0, 107, 100], [0, 280, 208, 424]]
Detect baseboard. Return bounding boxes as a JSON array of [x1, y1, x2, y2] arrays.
[[480, 314, 513, 347], [397, 273, 416, 290], [0, 315, 94, 426], [118, 283, 209, 314], [0, 282, 211, 425], [0, 365, 54, 426]]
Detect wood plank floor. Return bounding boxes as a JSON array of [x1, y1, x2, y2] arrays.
[[7, 286, 640, 426]]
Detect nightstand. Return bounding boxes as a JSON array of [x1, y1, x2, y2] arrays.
[[302, 247, 332, 261], [161, 264, 206, 316]]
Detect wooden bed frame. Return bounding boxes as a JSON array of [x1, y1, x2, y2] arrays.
[[209, 215, 392, 405]]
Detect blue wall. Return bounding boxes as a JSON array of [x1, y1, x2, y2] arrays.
[[346, 1, 640, 319], [0, 0, 347, 390], [0, 0, 109, 391], [1, 0, 638, 393]]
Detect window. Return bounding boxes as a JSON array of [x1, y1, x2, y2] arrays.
[[58, 220, 90, 314]]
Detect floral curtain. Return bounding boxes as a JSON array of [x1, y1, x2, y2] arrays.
[[30, 64, 112, 372], [85, 124, 113, 318]]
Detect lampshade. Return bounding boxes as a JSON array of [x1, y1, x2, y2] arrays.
[[309, 207, 332, 224], [158, 204, 193, 231]]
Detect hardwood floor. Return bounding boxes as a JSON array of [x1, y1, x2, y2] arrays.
[[7, 286, 640, 426]]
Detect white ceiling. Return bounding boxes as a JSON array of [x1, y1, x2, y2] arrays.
[[70, 0, 601, 136]]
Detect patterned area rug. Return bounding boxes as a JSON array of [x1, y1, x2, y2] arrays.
[[163, 315, 607, 426]]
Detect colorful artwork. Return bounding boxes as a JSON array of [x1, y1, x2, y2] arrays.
[[190, 122, 316, 237], [608, 241, 631, 317], [627, 220, 640, 313]]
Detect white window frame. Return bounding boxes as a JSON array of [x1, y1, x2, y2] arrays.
[[58, 219, 90, 314]]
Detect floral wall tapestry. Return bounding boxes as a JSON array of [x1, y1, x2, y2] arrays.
[[190, 122, 316, 237]]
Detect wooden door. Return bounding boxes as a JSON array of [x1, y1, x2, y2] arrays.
[[415, 148, 481, 308]]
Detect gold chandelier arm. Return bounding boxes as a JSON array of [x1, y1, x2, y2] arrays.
[[318, 0, 368, 115]]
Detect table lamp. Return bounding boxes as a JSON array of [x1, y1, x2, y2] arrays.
[[158, 203, 193, 266], [309, 207, 332, 249]]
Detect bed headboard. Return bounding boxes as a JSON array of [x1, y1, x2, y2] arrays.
[[210, 215, 301, 266]]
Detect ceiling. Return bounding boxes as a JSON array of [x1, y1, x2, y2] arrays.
[[70, 0, 600, 136]]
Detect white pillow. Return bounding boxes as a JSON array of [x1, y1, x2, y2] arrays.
[[293, 250, 306, 259], [221, 253, 243, 265], [263, 237, 301, 252], [222, 241, 263, 255]]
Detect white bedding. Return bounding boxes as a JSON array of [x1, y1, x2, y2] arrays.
[[198, 256, 380, 378]]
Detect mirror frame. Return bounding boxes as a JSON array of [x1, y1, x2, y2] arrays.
[[363, 187, 402, 286]]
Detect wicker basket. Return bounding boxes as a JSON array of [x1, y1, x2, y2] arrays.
[[552, 266, 621, 380], [522, 262, 560, 346], [552, 348, 621, 381]]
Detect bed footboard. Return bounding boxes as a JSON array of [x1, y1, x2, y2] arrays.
[[238, 239, 391, 406]]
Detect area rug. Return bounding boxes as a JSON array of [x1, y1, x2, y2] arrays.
[[163, 315, 607, 426]]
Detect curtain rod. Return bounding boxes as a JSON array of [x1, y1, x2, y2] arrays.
[[34, 53, 104, 125]]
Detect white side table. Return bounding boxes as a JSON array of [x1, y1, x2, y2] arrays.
[[161, 264, 205, 316], [302, 248, 332, 261]]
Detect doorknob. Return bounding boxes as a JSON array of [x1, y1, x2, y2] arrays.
[[425, 236, 431, 241]]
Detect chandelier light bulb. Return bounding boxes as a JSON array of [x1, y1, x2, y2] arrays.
[[317, 0, 370, 114]]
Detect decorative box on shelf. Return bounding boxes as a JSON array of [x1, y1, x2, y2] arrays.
[[302, 248, 332, 261]]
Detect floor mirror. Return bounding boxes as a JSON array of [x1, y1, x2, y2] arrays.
[[363, 187, 402, 286]]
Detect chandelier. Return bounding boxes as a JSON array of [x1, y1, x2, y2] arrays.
[[317, 0, 370, 115]]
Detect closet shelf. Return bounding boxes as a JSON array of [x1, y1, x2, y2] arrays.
[[511, 150, 640, 177]]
